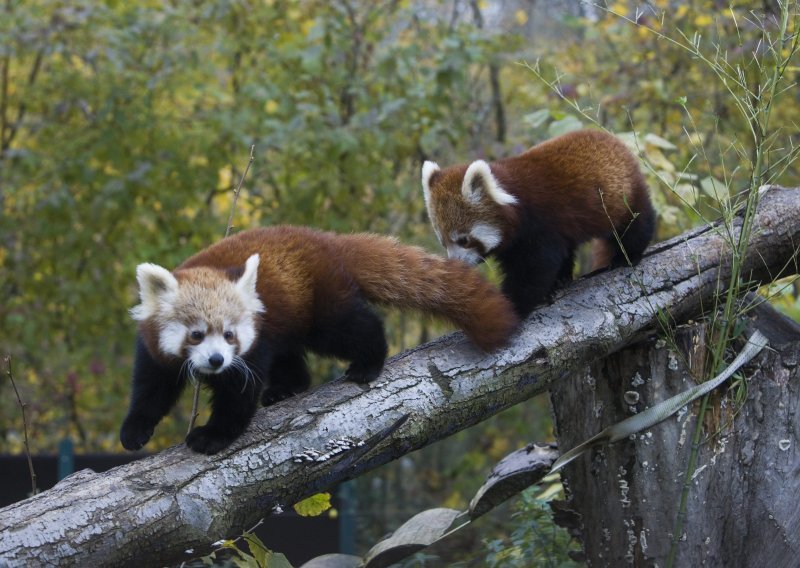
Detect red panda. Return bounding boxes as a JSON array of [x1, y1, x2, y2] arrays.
[[120, 226, 519, 455], [421, 129, 656, 317]]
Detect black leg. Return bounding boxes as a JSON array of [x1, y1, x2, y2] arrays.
[[120, 336, 186, 451], [185, 367, 262, 455], [497, 232, 570, 318], [608, 196, 656, 267], [309, 297, 388, 384], [261, 349, 311, 406], [556, 247, 576, 285]]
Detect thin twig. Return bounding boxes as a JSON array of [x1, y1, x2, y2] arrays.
[[5, 356, 37, 495], [225, 144, 256, 238], [187, 145, 256, 435]]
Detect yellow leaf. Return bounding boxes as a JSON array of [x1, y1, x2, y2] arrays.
[[609, 2, 627, 15], [514, 10, 528, 26], [293, 493, 332, 517], [218, 166, 233, 190], [443, 490, 464, 509], [301, 18, 316, 36], [694, 14, 712, 27], [644, 146, 675, 173], [264, 100, 279, 114], [673, 183, 698, 205]]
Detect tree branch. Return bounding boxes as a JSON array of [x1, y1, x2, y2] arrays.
[[1, 186, 799, 567]]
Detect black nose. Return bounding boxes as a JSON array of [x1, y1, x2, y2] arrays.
[[208, 353, 224, 368]]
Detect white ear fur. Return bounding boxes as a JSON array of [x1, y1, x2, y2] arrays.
[[235, 254, 266, 314], [130, 263, 179, 321], [462, 160, 518, 206], [421, 161, 440, 208]]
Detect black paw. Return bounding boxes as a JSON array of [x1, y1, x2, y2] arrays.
[[185, 425, 235, 455], [261, 385, 302, 406], [344, 363, 383, 385], [120, 418, 154, 451]]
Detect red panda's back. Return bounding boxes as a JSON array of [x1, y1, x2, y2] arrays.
[[178, 227, 347, 338], [493, 129, 649, 241]]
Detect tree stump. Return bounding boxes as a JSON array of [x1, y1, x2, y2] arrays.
[[550, 301, 800, 566]]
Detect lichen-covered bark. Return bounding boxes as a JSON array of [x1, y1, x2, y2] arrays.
[[550, 305, 800, 566], [1, 186, 798, 567]]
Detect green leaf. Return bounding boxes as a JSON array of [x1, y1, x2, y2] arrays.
[[293, 493, 332, 517], [266, 552, 294, 568], [547, 116, 583, 137], [700, 176, 729, 201], [243, 532, 270, 567], [231, 555, 260, 568], [643, 133, 677, 150], [523, 108, 551, 129]]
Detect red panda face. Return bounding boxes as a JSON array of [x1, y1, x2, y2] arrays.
[[131, 254, 265, 376], [421, 160, 516, 265]]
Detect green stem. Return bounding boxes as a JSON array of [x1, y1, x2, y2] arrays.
[[667, 4, 795, 566]]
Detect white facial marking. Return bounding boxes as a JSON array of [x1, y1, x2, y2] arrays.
[[470, 223, 503, 252], [159, 321, 188, 357], [445, 244, 483, 266], [189, 333, 235, 375], [234, 318, 257, 355], [131, 263, 179, 321], [462, 160, 518, 206]]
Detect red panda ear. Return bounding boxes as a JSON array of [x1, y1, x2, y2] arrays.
[[235, 254, 266, 314], [130, 263, 178, 321], [421, 161, 440, 208], [462, 160, 518, 206]]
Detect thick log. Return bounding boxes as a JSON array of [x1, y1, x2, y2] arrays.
[[550, 302, 800, 566], [0, 187, 798, 567]]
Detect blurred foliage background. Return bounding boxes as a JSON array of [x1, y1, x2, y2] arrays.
[[1, 0, 798, 565]]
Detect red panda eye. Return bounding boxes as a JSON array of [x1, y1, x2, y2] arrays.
[[456, 236, 470, 247], [190, 331, 205, 341], [223, 331, 234, 341]]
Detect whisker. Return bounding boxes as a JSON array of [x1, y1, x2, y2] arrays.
[[181, 359, 199, 386], [232, 356, 257, 394], [242, 358, 267, 378]]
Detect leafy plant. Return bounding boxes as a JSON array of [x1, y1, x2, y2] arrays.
[[482, 483, 581, 568]]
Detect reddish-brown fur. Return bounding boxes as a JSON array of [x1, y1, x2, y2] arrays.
[[425, 129, 655, 316], [178, 226, 519, 351], [429, 129, 653, 268], [498, 130, 649, 261], [121, 226, 518, 455]]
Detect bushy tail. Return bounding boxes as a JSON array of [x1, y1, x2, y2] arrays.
[[335, 234, 519, 351]]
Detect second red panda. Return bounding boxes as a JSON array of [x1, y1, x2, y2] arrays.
[[422, 129, 656, 317], [120, 226, 518, 455]]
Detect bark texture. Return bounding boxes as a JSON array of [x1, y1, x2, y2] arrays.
[[0, 186, 799, 567], [550, 302, 800, 566]]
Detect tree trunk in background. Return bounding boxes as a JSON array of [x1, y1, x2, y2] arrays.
[[550, 301, 800, 566]]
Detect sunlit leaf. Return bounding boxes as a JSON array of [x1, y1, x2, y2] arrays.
[[293, 493, 332, 517]]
